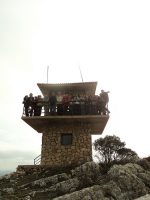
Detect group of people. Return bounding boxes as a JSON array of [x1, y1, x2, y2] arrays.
[[22, 90, 110, 117], [22, 93, 43, 117]]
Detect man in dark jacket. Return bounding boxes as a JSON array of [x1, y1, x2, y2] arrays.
[[49, 92, 57, 115], [22, 95, 29, 116], [28, 93, 34, 116]]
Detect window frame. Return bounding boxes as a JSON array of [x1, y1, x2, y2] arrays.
[[61, 133, 73, 145]]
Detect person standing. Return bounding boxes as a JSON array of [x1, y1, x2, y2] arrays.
[[43, 94, 50, 116], [22, 95, 29, 116], [28, 93, 34, 116], [62, 93, 70, 115], [49, 92, 57, 115], [98, 90, 110, 115], [56, 91, 63, 115]]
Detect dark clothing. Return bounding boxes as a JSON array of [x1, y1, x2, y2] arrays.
[[27, 96, 34, 116], [49, 95, 57, 114], [43, 96, 49, 116], [33, 98, 38, 116], [22, 96, 29, 116], [49, 95, 57, 106], [33, 97, 43, 116], [57, 103, 63, 115], [62, 94, 70, 115]]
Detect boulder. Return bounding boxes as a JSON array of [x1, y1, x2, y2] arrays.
[[0, 161, 150, 200]]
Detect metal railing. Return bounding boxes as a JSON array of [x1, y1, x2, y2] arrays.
[[34, 154, 41, 165], [22, 102, 110, 117]]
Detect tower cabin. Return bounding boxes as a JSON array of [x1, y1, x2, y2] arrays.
[[22, 81, 109, 167]]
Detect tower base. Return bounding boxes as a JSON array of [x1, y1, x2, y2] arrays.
[[41, 128, 92, 167]]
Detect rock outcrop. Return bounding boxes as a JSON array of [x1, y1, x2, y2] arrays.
[[0, 161, 150, 200], [135, 194, 150, 200]]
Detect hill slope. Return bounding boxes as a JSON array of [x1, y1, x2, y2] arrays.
[[0, 160, 150, 200]]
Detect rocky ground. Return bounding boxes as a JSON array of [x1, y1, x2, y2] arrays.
[[0, 159, 150, 200], [135, 194, 150, 200]]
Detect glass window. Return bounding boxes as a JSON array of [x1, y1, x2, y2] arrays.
[[61, 134, 72, 145]]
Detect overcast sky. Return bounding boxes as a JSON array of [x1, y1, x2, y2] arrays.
[[0, 0, 150, 171]]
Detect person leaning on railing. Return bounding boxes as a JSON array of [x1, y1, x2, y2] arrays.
[[22, 93, 34, 117], [62, 93, 71, 115], [49, 92, 57, 115], [22, 95, 29, 116], [22, 92, 110, 117], [28, 93, 35, 116], [33, 95, 43, 116], [43, 94, 50, 116], [56, 91, 63, 115], [98, 90, 110, 115]]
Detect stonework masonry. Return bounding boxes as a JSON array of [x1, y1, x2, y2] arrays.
[[41, 124, 92, 167]]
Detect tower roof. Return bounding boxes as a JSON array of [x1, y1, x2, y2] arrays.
[[37, 81, 97, 96]]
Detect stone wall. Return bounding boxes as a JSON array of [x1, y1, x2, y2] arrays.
[[41, 125, 92, 167]]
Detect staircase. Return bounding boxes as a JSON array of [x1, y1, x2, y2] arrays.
[[34, 154, 41, 165]]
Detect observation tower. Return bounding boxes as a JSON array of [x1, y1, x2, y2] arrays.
[[22, 81, 109, 167]]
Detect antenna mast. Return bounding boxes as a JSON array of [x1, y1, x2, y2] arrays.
[[79, 66, 84, 82]]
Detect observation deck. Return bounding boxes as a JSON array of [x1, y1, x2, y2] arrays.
[[22, 81, 109, 135], [22, 114, 109, 134], [21, 81, 110, 167]]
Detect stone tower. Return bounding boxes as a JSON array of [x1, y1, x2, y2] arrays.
[[22, 82, 109, 167]]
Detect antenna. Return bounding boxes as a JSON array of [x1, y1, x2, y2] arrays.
[[47, 66, 49, 83], [79, 66, 84, 82]]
